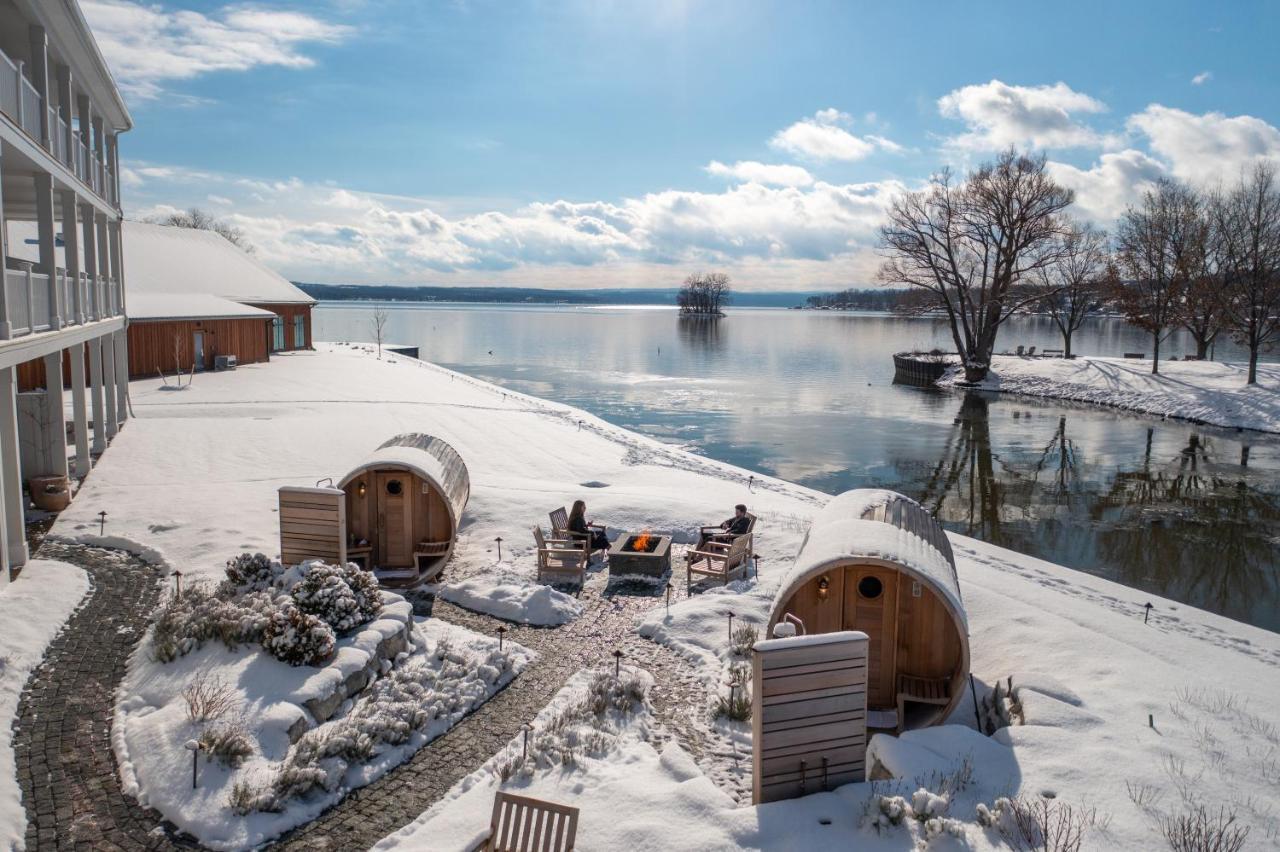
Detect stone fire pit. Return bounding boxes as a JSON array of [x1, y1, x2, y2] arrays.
[[608, 532, 672, 578]]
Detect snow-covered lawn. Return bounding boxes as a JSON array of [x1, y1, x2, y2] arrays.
[[39, 344, 1280, 850], [0, 559, 90, 852], [436, 575, 584, 626], [941, 354, 1280, 433]]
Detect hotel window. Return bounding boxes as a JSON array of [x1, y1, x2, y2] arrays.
[[272, 316, 285, 351], [293, 315, 305, 348]]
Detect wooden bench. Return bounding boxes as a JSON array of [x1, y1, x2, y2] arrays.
[[549, 507, 608, 557], [1123, 352, 1146, 359], [480, 791, 579, 852], [414, 539, 452, 580], [896, 673, 952, 734], [687, 533, 752, 590], [532, 525, 589, 585]]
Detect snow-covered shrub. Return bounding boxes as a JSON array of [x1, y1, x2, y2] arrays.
[[871, 787, 964, 842], [979, 677, 1021, 733], [222, 552, 285, 594], [731, 623, 759, 657], [260, 603, 336, 667], [874, 794, 911, 830], [182, 671, 237, 723], [228, 776, 275, 815], [244, 641, 523, 812], [977, 795, 1090, 852], [1160, 805, 1250, 852], [151, 583, 280, 663], [714, 661, 752, 722], [290, 561, 383, 633], [199, 722, 254, 768]]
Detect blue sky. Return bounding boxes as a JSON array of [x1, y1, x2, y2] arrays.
[[84, 0, 1280, 289]]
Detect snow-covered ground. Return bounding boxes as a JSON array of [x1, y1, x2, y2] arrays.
[[0, 559, 90, 852], [941, 354, 1280, 433], [39, 344, 1280, 850]]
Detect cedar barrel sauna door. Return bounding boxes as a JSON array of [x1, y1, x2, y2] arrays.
[[842, 566, 898, 709], [376, 473, 413, 567]]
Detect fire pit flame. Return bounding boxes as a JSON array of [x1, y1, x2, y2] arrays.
[[632, 530, 653, 552]]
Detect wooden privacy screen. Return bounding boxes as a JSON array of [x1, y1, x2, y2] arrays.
[[278, 486, 347, 566], [752, 630, 868, 804]]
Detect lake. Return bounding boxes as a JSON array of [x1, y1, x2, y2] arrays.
[[314, 303, 1280, 632]]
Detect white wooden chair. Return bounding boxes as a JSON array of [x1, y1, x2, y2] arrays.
[[549, 507, 608, 557], [480, 791, 579, 852], [532, 525, 588, 585], [687, 533, 752, 590]]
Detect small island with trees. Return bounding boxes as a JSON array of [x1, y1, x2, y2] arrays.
[[676, 271, 732, 316]]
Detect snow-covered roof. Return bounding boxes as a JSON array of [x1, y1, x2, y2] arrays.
[[127, 293, 276, 322], [775, 489, 966, 630], [338, 433, 471, 529], [122, 221, 315, 306]]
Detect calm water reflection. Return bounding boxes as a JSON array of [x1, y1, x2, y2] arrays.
[[315, 304, 1280, 631]]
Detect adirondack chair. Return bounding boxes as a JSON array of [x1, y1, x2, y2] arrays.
[[532, 525, 589, 584], [695, 512, 756, 559], [549, 507, 608, 557], [687, 533, 753, 590], [481, 791, 579, 852]]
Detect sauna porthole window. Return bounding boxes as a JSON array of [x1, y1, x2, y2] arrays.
[[858, 576, 883, 600], [385, 479, 403, 496]]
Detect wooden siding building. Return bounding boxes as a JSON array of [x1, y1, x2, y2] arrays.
[[121, 221, 315, 378]]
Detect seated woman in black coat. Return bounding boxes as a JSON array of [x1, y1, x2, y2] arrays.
[[567, 499, 610, 552]]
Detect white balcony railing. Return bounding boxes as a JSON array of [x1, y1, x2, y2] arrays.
[[0, 262, 121, 341], [0, 45, 120, 207]]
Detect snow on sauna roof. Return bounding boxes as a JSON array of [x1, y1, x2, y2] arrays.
[[338, 433, 471, 521], [127, 293, 276, 322], [122, 222, 316, 306], [780, 489, 966, 629]]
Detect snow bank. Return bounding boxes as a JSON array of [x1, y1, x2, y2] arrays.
[[941, 354, 1280, 433], [436, 575, 584, 625], [0, 559, 89, 852]]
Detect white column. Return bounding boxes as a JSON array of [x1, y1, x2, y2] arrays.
[[0, 366, 27, 571], [69, 343, 90, 477], [96, 213, 110, 314], [113, 328, 128, 426], [0, 148, 9, 341], [42, 352, 68, 479], [60, 189, 82, 324], [102, 335, 118, 437], [56, 64, 74, 168], [81, 204, 98, 319], [28, 25, 50, 148], [89, 335, 106, 454], [35, 174, 61, 329]]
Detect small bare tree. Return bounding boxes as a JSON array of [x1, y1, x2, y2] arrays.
[[879, 149, 1074, 382], [677, 272, 732, 315], [1110, 178, 1203, 375], [370, 306, 389, 359], [1211, 163, 1280, 384], [1029, 221, 1109, 358]]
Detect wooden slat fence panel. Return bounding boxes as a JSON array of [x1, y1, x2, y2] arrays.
[[279, 486, 346, 566], [752, 630, 868, 804], [482, 792, 579, 852]]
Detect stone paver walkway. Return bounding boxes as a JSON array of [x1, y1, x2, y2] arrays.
[[14, 546, 743, 851]]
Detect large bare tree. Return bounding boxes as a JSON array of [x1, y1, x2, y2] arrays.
[[1028, 221, 1109, 358], [1111, 178, 1204, 374], [151, 207, 253, 253], [879, 150, 1074, 382], [1210, 163, 1280, 384], [677, 272, 732, 315]]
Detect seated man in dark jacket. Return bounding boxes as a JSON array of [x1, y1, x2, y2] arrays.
[[697, 504, 751, 549]]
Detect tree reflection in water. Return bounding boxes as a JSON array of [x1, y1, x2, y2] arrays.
[[912, 391, 1280, 628]]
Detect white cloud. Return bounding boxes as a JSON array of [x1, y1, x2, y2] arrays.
[[937, 79, 1109, 150], [768, 109, 898, 162], [1127, 105, 1280, 185], [1191, 71, 1212, 86], [1047, 149, 1168, 222], [704, 160, 814, 187], [82, 0, 351, 99], [123, 163, 905, 288]]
